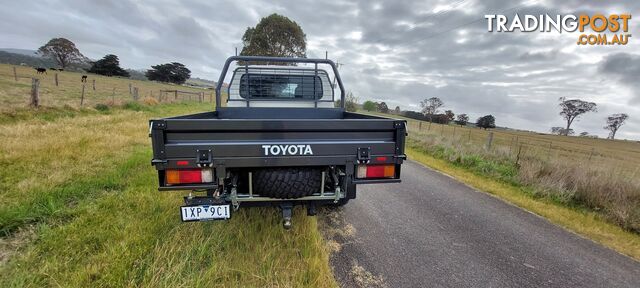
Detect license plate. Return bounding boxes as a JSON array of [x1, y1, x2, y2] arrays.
[[180, 205, 231, 222]]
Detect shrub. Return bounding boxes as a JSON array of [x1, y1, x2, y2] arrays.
[[142, 97, 159, 106], [122, 101, 146, 111], [94, 104, 110, 112]]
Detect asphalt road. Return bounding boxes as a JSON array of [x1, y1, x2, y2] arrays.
[[327, 160, 640, 288]]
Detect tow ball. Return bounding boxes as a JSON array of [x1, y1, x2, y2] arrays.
[[280, 203, 293, 229], [279, 203, 318, 229]]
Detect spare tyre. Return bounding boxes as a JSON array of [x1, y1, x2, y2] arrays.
[[252, 168, 322, 199]]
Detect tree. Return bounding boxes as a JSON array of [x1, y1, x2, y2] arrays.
[[87, 54, 130, 77], [604, 113, 628, 139], [455, 113, 469, 126], [145, 62, 191, 84], [394, 106, 401, 114], [420, 97, 443, 122], [444, 110, 455, 123], [476, 115, 496, 130], [336, 91, 358, 112], [378, 102, 389, 113], [363, 100, 377, 112], [38, 37, 86, 68], [558, 97, 597, 136], [551, 127, 574, 136], [240, 14, 306, 58]]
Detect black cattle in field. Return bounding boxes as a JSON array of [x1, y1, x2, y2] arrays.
[[35, 67, 47, 74], [49, 68, 57, 71], [81, 75, 87, 82], [58, 68, 64, 71]]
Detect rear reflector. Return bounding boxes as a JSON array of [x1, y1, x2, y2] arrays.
[[166, 168, 213, 185], [357, 164, 395, 179]]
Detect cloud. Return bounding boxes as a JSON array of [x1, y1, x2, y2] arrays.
[[0, 0, 638, 139]]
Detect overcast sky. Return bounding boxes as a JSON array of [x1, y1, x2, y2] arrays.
[[1, 0, 638, 139]]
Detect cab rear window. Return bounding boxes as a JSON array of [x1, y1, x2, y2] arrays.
[[239, 74, 323, 100]]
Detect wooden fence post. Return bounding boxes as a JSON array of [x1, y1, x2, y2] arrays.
[[133, 87, 139, 101], [80, 83, 86, 106], [200, 92, 204, 103], [419, 122, 422, 130], [92, 79, 96, 91], [13, 66, 18, 81], [515, 144, 523, 166], [486, 132, 494, 150], [54, 73, 59, 86], [30, 78, 40, 107], [129, 83, 132, 95], [174, 90, 178, 99], [210, 93, 213, 103]]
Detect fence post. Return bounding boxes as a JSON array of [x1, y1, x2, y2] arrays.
[[515, 144, 523, 166], [80, 83, 85, 106], [200, 92, 204, 103], [92, 79, 96, 91], [428, 121, 432, 130], [419, 122, 422, 130], [486, 132, 494, 150], [133, 87, 139, 101], [175, 90, 178, 99], [14, 66, 18, 81], [54, 73, 59, 86], [129, 83, 132, 95], [30, 78, 40, 107], [210, 93, 213, 103]]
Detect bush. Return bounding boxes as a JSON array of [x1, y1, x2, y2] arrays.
[[142, 97, 159, 106], [122, 101, 146, 111], [94, 104, 110, 112]]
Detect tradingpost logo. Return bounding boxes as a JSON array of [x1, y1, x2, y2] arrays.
[[485, 14, 632, 45]]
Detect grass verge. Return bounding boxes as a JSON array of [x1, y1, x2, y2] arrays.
[[406, 146, 640, 261], [1, 148, 335, 287], [1, 102, 336, 287]]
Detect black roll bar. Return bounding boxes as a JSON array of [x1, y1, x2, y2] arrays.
[[215, 56, 346, 109]]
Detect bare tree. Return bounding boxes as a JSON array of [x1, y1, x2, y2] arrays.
[[604, 113, 628, 139], [551, 126, 574, 136], [558, 97, 597, 136], [420, 97, 443, 122], [38, 38, 87, 68], [455, 113, 469, 126]]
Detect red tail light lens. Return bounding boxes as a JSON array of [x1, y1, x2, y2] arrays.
[[357, 164, 395, 179], [165, 169, 213, 185]]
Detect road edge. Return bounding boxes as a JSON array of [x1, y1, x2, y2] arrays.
[[406, 147, 640, 262]]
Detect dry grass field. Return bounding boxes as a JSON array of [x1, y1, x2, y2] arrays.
[[0, 65, 335, 287], [376, 113, 640, 233], [0, 64, 216, 111]]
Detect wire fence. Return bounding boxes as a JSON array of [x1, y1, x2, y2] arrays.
[[0, 65, 215, 111], [403, 117, 640, 177]]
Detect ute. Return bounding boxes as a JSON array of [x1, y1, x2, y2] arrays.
[[149, 56, 407, 228]]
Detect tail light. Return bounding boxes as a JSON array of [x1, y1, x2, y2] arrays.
[[357, 164, 395, 179], [165, 168, 213, 185]]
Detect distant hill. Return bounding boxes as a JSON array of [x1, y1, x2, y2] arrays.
[[0, 48, 39, 57], [0, 49, 89, 71], [185, 77, 216, 89], [0, 50, 57, 68]]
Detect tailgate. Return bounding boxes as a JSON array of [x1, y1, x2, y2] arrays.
[[151, 118, 406, 168]]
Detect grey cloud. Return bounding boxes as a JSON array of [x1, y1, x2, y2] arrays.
[[0, 0, 638, 139]]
